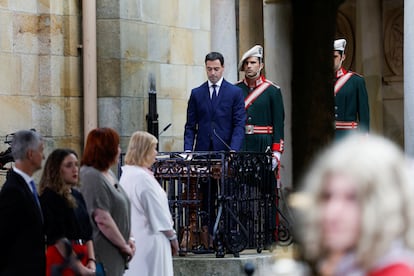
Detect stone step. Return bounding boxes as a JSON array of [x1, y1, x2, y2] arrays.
[[173, 246, 298, 276], [173, 249, 274, 276]]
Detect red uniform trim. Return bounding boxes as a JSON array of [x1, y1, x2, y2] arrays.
[[244, 76, 272, 110], [334, 71, 354, 95], [245, 125, 273, 134], [272, 139, 284, 153], [335, 121, 358, 129]]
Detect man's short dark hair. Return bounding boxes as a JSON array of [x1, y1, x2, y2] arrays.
[[205, 52, 224, 66]]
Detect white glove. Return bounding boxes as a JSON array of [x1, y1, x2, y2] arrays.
[[272, 151, 281, 171], [179, 150, 193, 160]]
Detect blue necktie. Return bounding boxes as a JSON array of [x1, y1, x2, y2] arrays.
[[29, 180, 41, 209], [29, 180, 43, 222], [211, 84, 218, 107]]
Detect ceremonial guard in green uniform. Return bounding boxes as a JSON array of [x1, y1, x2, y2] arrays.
[[236, 45, 285, 165], [236, 45, 285, 243], [334, 39, 370, 140]]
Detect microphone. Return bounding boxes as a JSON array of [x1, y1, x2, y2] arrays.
[[159, 123, 172, 136], [244, 262, 255, 276], [213, 129, 232, 151]]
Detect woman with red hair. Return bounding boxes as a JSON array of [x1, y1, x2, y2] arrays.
[[80, 128, 135, 276]]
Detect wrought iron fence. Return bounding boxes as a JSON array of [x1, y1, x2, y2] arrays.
[[118, 151, 292, 257]]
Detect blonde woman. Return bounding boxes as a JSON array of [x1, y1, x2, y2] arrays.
[[296, 134, 414, 275], [120, 131, 178, 276]]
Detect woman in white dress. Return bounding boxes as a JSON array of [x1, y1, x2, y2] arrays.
[[120, 131, 179, 276]]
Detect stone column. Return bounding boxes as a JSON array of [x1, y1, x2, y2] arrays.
[[82, 0, 97, 141], [263, 0, 292, 188], [211, 0, 237, 82], [405, 0, 414, 156], [355, 0, 383, 134]]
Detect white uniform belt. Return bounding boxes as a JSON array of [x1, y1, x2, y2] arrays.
[[245, 125, 273, 134], [335, 121, 358, 130]]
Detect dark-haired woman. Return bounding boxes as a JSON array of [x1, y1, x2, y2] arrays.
[[80, 127, 135, 276], [39, 149, 95, 275]]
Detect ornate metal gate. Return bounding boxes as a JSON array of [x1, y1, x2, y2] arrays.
[[119, 151, 292, 257]]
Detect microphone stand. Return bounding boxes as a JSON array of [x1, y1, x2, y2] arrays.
[[159, 123, 172, 136], [212, 129, 232, 151]]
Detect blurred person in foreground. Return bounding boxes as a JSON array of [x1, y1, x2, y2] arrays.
[[0, 129, 45, 275], [80, 127, 135, 276], [39, 149, 95, 275], [295, 134, 414, 275], [120, 131, 178, 276]]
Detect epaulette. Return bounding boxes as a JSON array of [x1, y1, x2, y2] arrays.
[[265, 79, 280, 89], [348, 70, 364, 78]]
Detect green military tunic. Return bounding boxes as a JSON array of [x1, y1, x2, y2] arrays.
[[236, 75, 285, 153], [236, 75, 285, 234], [334, 67, 370, 140]]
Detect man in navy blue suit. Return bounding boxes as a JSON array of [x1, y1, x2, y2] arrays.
[[184, 52, 245, 251], [184, 52, 246, 152]]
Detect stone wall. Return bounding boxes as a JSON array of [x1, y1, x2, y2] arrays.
[[96, 0, 211, 152], [0, 0, 211, 184], [0, 1, 82, 183]]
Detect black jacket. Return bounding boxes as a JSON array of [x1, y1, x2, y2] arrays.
[[0, 169, 45, 275]]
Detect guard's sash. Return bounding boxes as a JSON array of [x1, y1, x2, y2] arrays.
[[334, 72, 354, 95], [244, 81, 271, 109]]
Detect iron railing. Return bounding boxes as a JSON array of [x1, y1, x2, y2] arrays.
[[119, 151, 292, 257]]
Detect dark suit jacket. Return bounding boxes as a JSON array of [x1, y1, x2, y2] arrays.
[[0, 169, 45, 275], [184, 79, 246, 151]]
